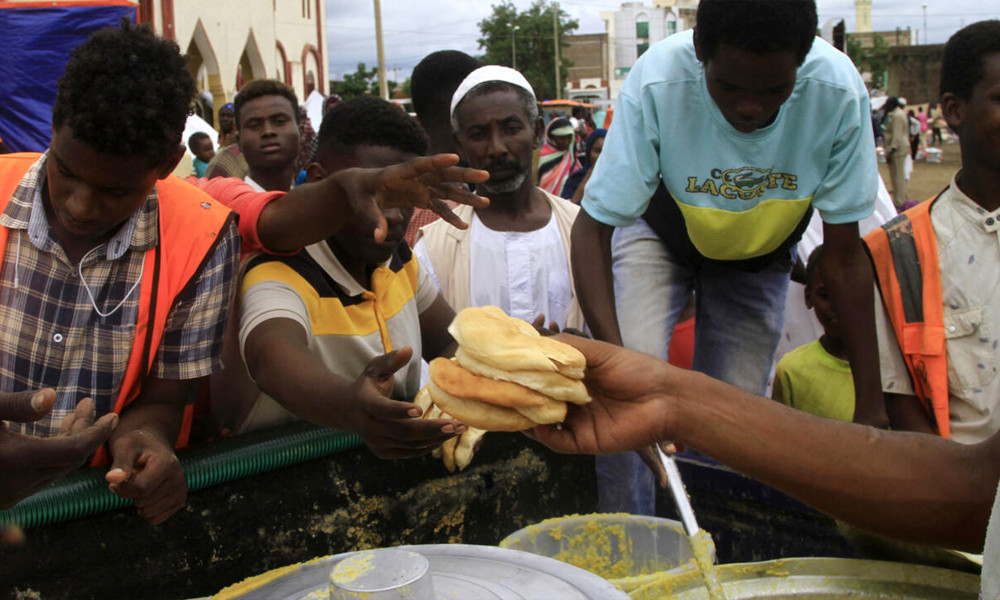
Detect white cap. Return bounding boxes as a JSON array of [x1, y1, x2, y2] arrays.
[[450, 65, 536, 121], [898, 97, 907, 107]]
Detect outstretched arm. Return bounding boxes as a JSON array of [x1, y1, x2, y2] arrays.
[[530, 334, 998, 552], [260, 154, 488, 253], [244, 318, 465, 459], [822, 221, 887, 428], [571, 209, 622, 346], [196, 154, 489, 255]]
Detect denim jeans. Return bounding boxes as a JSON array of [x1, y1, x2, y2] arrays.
[[595, 218, 792, 515]]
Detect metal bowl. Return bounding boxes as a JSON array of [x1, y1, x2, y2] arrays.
[[627, 557, 980, 599], [499, 513, 713, 583], [212, 544, 629, 600]]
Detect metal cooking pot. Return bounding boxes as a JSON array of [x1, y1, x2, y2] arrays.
[[627, 556, 980, 599], [212, 543, 629, 600]]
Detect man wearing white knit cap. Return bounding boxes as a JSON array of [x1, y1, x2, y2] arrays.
[[414, 65, 585, 332]]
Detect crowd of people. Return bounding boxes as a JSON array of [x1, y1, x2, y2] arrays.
[[1, 0, 999, 594]]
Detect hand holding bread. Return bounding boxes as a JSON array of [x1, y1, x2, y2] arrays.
[[419, 306, 592, 471]]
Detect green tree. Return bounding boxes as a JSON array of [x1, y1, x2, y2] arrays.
[[339, 62, 377, 98], [336, 62, 399, 99], [371, 78, 398, 98], [847, 34, 888, 92], [477, 0, 578, 100]]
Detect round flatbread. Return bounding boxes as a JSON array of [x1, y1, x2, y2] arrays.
[[455, 349, 591, 405], [448, 306, 585, 378], [455, 427, 486, 471], [426, 381, 535, 432], [429, 357, 548, 408], [514, 396, 567, 425]]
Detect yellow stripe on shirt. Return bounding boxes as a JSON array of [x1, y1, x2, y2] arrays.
[[677, 196, 813, 260]]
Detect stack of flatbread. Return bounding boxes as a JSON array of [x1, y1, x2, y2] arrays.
[[416, 306, 591, 471]]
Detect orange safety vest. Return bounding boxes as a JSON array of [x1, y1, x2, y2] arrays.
[[864, 195, 950, 438], [0, 153, 235, 463]]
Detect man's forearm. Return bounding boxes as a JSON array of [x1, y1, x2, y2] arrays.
[[258, 176, 354, 253], [571, 210, 622, 345], [671, 368, 995, 551], [823, 228, 887, 427], [110, 379, 193, 450], [247, 327, 357, 430]]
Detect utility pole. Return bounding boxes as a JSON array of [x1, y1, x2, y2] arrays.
[[510, 23, 519, 70], [373, 0, 388, 99], [553, 2, 561, 99], [921, 3, 928, 45]]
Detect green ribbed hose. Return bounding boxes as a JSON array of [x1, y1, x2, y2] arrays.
[[0, 422, 363, 530]]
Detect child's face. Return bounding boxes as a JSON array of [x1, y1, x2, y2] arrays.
[[805, 267, 840, 340], [194, 138, 216, 162]]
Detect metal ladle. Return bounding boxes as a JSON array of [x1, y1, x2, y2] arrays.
[[655, 444, 699, 537]]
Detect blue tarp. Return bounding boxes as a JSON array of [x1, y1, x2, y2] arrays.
[[0, 3, 137, 152]]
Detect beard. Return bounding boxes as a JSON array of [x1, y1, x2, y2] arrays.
[[480, 159, 527, 194]]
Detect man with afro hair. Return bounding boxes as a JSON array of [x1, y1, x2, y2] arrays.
[[0, 20, 242, 525], [572, 0, 883, 515], [221, 96, 467, 462]]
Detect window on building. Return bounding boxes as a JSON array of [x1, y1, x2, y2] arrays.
[[637, 42, 649, 57], [666, 13, 677, 36], [636, 13, 649, 39], [306, 72, 316, 96]]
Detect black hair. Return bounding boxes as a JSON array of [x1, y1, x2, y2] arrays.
[[187, 131, 211, 153], [940, 20, 1000, 101], [884, 96, 901, 113], [804, 244, 825, 290], [452, 80, 539, 131], [549, 117, 572, 130], [695, 0, 818, 65], [314, 96, 427, 162], [51, 19, 196, 166], [233, 79, 300, 130], [411, 50, 482, 124]]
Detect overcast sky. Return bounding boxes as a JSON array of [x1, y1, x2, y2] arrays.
[[324, 0, 994, 83]]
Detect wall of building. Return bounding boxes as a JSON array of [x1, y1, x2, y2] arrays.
[[139, 0, 325, 123], [564, 33, 606, 82], [849, 28, 913, 49], [886, 43, 944, 105], [600, 0, 696, 101]]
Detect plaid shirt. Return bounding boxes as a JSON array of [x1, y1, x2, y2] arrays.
[[0, 154, 240, 437]]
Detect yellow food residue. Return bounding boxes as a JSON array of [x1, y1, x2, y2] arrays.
[[690, 529, 727, 600], [329, 551, 377, 585], [211, 555, 333, 599]]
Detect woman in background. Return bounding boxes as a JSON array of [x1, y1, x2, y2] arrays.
[[538, 117, 580, 196], [561, 128, 607, 204]]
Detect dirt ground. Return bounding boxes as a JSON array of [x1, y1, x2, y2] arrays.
[[878, 139, 962, 203]]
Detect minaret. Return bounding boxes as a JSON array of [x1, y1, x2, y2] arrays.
[[855, 0, 873, 33]]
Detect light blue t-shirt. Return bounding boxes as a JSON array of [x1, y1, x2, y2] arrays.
[[583, 31, 877, 261]]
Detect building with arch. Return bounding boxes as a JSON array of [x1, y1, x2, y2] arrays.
[[136, 0, 327, 126]]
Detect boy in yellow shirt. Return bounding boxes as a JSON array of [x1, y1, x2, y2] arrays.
[[772, 245, 854, 421]]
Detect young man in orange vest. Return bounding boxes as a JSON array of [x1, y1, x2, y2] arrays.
[[866, 20, 1000, 444], [0, 22, 242, 525], [0, 25, 490, 526]]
